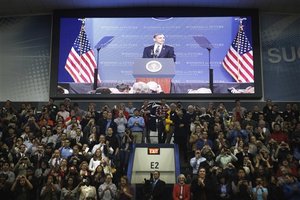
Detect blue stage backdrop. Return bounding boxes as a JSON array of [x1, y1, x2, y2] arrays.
[[58, 17, 253, 85]]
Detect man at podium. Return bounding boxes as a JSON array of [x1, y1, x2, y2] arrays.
[[143, 33, 176, 62]]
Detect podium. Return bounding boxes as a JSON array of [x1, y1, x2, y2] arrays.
[[132, 58, 175, 93]]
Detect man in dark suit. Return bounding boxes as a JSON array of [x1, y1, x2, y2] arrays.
[[150, 170, 166, 200], [236, 143, 254, 168], [143, 33, 176, 62]]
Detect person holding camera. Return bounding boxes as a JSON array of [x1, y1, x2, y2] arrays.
[[252, 177, 268, 200], [215, 148, 238, 169], [40, 175, 60, 200], [14, 156, 31, 177], [190, 149, 207, 179], [10, 175, 33, 200]]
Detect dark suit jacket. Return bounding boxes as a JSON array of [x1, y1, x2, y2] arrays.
[[235, 152, 254, 167], [151, 179, 166, 200], [143, 44, 176, 62]]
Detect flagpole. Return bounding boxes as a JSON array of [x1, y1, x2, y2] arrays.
[[235, 18, 246, 82], [78, 18, 86, 81]]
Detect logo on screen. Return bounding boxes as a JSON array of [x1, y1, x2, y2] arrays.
[[146, 61, 162, 73]]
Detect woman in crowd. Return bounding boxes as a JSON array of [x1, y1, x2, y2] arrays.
[[11, 175, 33, 200], [118, 175, 134, 200], [173, 174, 190, 200], [40, 175, 60, 200], [60, 176, 81, 200], [89, 149, 102, 175], [92, 165, 105, 189]]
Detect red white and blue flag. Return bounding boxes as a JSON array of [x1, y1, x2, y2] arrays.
[[65, 21, 100, 83], [222, 22, 254, 83]]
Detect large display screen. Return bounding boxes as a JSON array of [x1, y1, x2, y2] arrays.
[[50, 7, 262, 99]]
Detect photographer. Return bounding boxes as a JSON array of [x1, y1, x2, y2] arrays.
[[60, 176, 82, 200], [14, 156, 31, 176], [11, 175, 33, 200], [40, 175, 60, 200], [215, 148, 238, 169], [252, 178, 268, 200]]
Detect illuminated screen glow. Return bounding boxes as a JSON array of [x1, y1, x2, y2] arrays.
[[50, 8, 261, 99]]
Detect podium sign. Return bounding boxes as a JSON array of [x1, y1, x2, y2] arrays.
[[132, 58, 175, 93]]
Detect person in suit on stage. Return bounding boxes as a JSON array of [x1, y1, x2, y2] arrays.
[[143, 33, 176, 62]]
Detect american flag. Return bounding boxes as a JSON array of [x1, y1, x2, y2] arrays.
[[222, 23, 254, 83], [65, 22, 100, 83]]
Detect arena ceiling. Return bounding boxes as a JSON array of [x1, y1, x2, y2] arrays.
[[0, 0, 299, 16]]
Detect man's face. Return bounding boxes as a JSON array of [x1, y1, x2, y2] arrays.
[[154, 34, 165, 45], [153, 171, 160, 180], [107, 128, 114, 135], [195, 151, 201, 158]]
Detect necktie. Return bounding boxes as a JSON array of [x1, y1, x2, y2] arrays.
[[155, 45, 160, 57]]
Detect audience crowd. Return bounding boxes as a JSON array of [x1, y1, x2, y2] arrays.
[[0, 98, 299, 200]]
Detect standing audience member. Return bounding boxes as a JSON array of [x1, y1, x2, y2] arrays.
[[150, 170, 166, 200], [79, 177, 97, 200], [40, 175, 60, 200], [11, 175, 33, 200], [127, 109, 145, 144], [98, 173, 117, 200], [190, 167, 216, 200], [0, 100, 299, 200], [117, 175, 134, 200], [190, 149, 207, 179], [173, 174, 190, 200]]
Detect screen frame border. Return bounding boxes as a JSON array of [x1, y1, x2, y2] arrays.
[[50, 6, 262, 100]]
